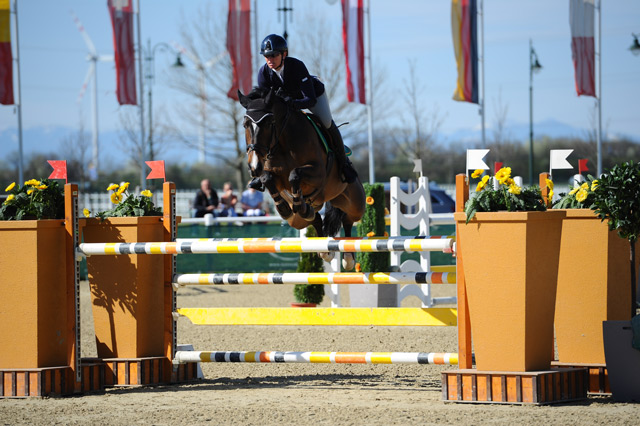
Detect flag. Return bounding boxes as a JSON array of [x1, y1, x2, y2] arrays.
[[451, 0, 478, 104], [0, 0, 14, 105], [107, 0, 136, 105], [466, 149, 489, 171], [226, 0, 252, 101], [569, 0, 595, 97], [341, 0, 365, 104], [145, 160, 165, 181], [550, 149, 574, 173], [578, 158, 589, 174], [48, 160, 68, 183], [494, 162, 503, 174]]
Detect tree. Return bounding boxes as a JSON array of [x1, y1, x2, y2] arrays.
[[59, 116, 91, 189]]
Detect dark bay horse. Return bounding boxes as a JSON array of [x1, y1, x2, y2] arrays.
[[238, 87, 365, 270]]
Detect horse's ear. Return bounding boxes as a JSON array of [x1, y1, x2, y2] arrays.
[[238, 90, 249, 108]]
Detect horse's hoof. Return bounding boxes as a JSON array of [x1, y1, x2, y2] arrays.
[[342, 254, 356, 271], [319, 252, 335, 263]]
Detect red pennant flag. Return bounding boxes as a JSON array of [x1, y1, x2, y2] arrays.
[[226, 0, 252, 100], [494, 162, 503, 174], [0, 1, 14, 105], [341, 0, 366, 104], [578, 158, 589, 175], [145, 160, 165, 181], [48, 160, 68, 183], [107, 0, 137, 105]]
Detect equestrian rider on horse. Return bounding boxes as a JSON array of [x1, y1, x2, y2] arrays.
[[247, 34, 358, 191]]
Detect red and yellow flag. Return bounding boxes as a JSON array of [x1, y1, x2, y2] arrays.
[[0, 0, 14, 105], [451, 0, 478, 104]]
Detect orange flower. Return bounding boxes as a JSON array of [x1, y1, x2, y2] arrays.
[[366, 196, 374, 205], [366, 231, 375, 237], [355, 263, 362, 272]]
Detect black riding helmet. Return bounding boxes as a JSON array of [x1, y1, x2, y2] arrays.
[[260, 34, 288, 56]]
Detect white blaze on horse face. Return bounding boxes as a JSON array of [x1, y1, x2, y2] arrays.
[[250, 122, 260, 172]]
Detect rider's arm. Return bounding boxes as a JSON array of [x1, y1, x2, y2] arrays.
[[288, 59, 318, 110]]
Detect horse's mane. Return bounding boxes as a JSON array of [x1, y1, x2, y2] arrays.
[[246, 86, 270, 101]]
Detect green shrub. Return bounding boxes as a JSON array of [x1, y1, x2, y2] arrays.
[[356, 183, 389, 272], [294, 225, 325, 304]]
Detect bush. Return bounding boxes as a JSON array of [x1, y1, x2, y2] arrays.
[[356, 183, 389, 272], [294, 225, 325, 304]]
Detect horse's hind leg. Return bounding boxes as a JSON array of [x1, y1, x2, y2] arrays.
[[341, 220, 356, 271], [261, 172, 292, 220], [310, 212, 335, 264]]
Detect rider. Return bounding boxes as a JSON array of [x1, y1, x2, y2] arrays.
[[247, 33, 358, 191]]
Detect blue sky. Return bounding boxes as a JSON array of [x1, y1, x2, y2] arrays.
[[1, 0, 639, 166]]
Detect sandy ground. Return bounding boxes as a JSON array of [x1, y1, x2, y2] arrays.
[[1, 281, 638, 425]]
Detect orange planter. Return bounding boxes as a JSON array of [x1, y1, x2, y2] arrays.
[[0, 220, 69, 368], [555, 209, 639, 364], [83, 217, 165, 359], [454, 210, 565, 372]]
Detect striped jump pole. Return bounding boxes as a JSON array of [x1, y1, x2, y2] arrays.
[[173, 350, 459, 365], [77, 236, 454, 256], [173, 271, 456, 286]]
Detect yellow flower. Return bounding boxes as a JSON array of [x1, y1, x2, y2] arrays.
[[140, 189, 153, 198], [548, 189, 554, 202], [4, 194, 15, 204], [545, 178, 554, 191], [27, 189, 34, 195], [580, 182, 589, 190], [107, 183, 119, 191], [471, 169, 484, 179], [495, 167, 512, 184], [25, 179, 40, 186], [576, 188, 588, 202], [37, 185, 47, 190], [508, 184, 522, 195], [505, 178, 514, 186], [117, 182, 130, 194], [366, 231, 376, 237], [83, 208, 91, 218], [569, 187, 579, 195], [366, 196, 374, 205], [5, 182, 15, 192], [591, 180, 599, 191], [110, 192, 122, 204], [475, 175, 490, 192]]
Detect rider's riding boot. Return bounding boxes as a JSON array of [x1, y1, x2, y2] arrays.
[[327, 122, 358, 183], [248, 177, 265, 192]]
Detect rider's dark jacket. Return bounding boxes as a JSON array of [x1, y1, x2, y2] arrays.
[[257, 56, 325, 110]]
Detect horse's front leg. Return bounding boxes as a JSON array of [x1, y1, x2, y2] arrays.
[[261, 172, 292, 220], [309, 212, 335, 264], [289, 168, 315, 221]]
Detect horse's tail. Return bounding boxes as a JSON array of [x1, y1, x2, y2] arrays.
[[322, 202, 345, 237]]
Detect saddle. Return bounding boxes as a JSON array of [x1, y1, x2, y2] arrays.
[[302, 112, 332, 155]]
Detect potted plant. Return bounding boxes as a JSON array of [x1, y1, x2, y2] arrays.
[[292, 225, 325, 307], [82, 183, 165, 359], [0, 179, 70, 369], [551, 176, 636, 366], [591, 161, 640, 402], [455, 167, 565, 372]]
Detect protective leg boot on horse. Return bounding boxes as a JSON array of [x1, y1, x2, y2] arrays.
[[247, 176, 265, 192], [327, 122, 358, 184]]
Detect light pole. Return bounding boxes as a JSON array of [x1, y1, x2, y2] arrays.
[[630, 33, 640, 56], [143, 39, 183, 167], [528, 39, 542, 185]]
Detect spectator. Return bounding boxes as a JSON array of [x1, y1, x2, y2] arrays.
[[241, 187, 265, 217], [193, 179, 219, 218], [218, 181, 238, 217]]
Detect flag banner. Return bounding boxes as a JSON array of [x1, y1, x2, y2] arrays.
[[466, 149, 489, 172], [146, 160, 165, 181], [226, 0, 252, 101], [569, 0, 595, 97], [107, 0, 136, 105], [494, 162, 503, 174], [451, 0, 478, 104], [48, 160, 68, 183], [0, 0, 14, 105], [578, 158, 589, 174], [341, 0, 365, 104], [550, 149, 574, 172]]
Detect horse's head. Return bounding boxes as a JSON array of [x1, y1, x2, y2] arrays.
[[238, 87, 285, 177]]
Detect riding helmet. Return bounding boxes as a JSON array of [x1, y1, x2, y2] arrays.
[[260, 34, 288, 56]]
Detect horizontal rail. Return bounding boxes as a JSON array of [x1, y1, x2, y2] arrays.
[[174, 272, 456, 286], [173, 350, 459, 365], [78, 236, 454, 256], [177, 307, 457, 326]]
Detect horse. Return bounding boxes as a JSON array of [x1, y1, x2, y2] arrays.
[[238, 87, 365, 270]]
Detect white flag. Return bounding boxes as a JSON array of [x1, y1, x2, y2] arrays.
[[466, 149, 490, 172], [550, 149, 574, 173]]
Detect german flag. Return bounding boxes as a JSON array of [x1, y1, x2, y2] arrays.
[[451, 0, 478, 104], [0, 0, 13, 105]]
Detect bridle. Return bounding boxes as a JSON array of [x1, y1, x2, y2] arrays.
[[244, 103, 291, 161]]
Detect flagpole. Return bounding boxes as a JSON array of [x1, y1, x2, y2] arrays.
[[136, 0, 146, 190], [12, 0, 24, 184], [480, 0, 485, 146], [596, 0, 602, 176], [366, 0, 375, 183]]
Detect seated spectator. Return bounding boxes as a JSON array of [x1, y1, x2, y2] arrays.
[[218, 181, 238, 217], [193, 179, 219, 218], [241, 187, 265, 216]]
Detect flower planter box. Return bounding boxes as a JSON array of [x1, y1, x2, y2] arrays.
[[454, 210, 565, 372], [0, 220, 69, 369], [555, 209, 639, 365], [82, 217, 165, 359]]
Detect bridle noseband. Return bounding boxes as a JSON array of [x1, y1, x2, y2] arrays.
[[244, 104, 291, 160]]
